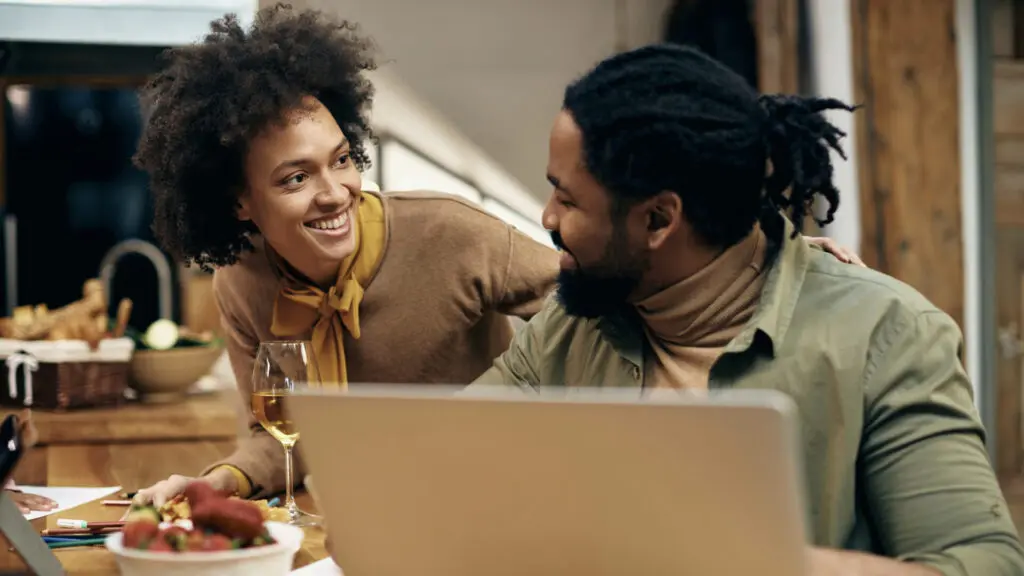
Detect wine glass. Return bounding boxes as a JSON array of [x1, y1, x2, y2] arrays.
[[250, 340, 322, 527]]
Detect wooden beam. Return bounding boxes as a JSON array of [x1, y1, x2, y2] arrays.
[[754, 0, 800, 94], [850, 0, 964, 329], [753, 0, 827, 235], [995, 230, 1024, 476], [993, 0, 1016, 58]]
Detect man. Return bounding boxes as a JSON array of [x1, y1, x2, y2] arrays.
[[474, 44, 1024, 575]]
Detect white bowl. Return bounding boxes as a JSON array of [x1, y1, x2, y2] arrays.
[[105, 521, 304, 576]]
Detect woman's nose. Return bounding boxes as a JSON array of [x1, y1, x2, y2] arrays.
[[317, 178, 351, 206]]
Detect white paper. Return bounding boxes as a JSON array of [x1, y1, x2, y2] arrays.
[[15, 485, 121, 521], [291, 558, 343, 575]]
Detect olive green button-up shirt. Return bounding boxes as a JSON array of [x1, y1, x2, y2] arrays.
[[473, 225, 1024, 575]]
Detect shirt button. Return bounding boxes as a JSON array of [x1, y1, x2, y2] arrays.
[[631, 365, 641, 380]]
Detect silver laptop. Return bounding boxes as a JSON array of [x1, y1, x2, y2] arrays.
[[289, 386, 809, 576]]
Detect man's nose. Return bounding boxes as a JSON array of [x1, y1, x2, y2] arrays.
[[542, 199, 558, 231]]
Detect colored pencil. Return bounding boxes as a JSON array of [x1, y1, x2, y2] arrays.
[[46, 537, 107, 549], [43, 533, 107, 539], [42, 527, 121, 536]]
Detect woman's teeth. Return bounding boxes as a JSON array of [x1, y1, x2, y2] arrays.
[[307, 211, 349, 230]]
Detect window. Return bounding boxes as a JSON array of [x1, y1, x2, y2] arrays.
[[375, 135, 550, 248], [379, 139, 482, 204]]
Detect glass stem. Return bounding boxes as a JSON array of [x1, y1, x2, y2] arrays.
[[284, 443, 297, 514]]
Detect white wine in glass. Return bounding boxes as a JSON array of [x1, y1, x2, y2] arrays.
[[250, 340, 321, 527], [251, 390, 299, 446]]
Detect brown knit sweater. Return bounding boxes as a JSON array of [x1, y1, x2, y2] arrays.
[[203, 191, 558, 497]]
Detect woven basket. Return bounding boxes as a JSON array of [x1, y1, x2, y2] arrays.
[[0, 338, 134, 410]]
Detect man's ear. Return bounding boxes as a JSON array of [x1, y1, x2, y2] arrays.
[[644, 191, 683, 250]]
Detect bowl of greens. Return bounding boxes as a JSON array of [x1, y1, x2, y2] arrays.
[[127, 320, 224, 403]]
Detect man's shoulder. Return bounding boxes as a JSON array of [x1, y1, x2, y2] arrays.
[[525, 294, 607, 345], [797, 248, 957, 339]]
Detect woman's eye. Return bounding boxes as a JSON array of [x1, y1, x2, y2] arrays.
[[283, 173, 308, 187]]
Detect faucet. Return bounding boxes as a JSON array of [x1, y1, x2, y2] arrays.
[[98, 239, 173, 320]]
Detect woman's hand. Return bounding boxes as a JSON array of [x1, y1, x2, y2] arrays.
[[805, 236, 865, 267], [133, 468, 238, 509], [8, 490, 56, 514], [133, 474, 196, 509]]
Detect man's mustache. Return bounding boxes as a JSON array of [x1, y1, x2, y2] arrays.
[[550, 231, 568, 253]]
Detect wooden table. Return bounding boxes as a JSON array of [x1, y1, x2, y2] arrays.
[[0, 392, 331, 573]]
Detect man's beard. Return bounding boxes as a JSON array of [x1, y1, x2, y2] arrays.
[[552, 229, 647, 320]]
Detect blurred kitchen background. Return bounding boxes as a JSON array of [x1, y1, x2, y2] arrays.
[[3, 0, 1024, 493]]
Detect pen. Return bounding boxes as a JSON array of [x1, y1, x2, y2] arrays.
[[101, 500, 132, 506], [267, 497, 281, 508]]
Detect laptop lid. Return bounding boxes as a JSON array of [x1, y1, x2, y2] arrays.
[[290, 386, 808, 576]]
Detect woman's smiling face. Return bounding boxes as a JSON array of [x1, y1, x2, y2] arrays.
[[237, 96, 363, 285]]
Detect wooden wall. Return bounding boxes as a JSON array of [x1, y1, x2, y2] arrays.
[[992, 0, 1024, 476], [850, 0, 964, 331], [755, 0, 799, 95], [753, 0, 823, 235]]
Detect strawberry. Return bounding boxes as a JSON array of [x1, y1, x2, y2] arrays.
[[200, 533, 233, 551], [122, 520, 160, 549], [183, 481, 218, 507], [191, 498, 265, 540], [161, 525, 189, 551], [184, 530, 207, 552]]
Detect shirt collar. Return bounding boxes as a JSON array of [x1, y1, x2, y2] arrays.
[[597, 215, 813, 362]]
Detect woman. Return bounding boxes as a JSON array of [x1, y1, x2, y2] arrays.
[[133, 5, 860, 505]]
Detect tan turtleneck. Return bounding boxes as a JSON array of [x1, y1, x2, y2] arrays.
[[635, 225, 768, 389]]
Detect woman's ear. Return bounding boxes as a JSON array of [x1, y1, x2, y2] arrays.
[[236, 198, 252, 222]]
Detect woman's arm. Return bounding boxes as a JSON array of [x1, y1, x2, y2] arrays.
[[197, 271, 297, 498], [490, 227, 559, 320]]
